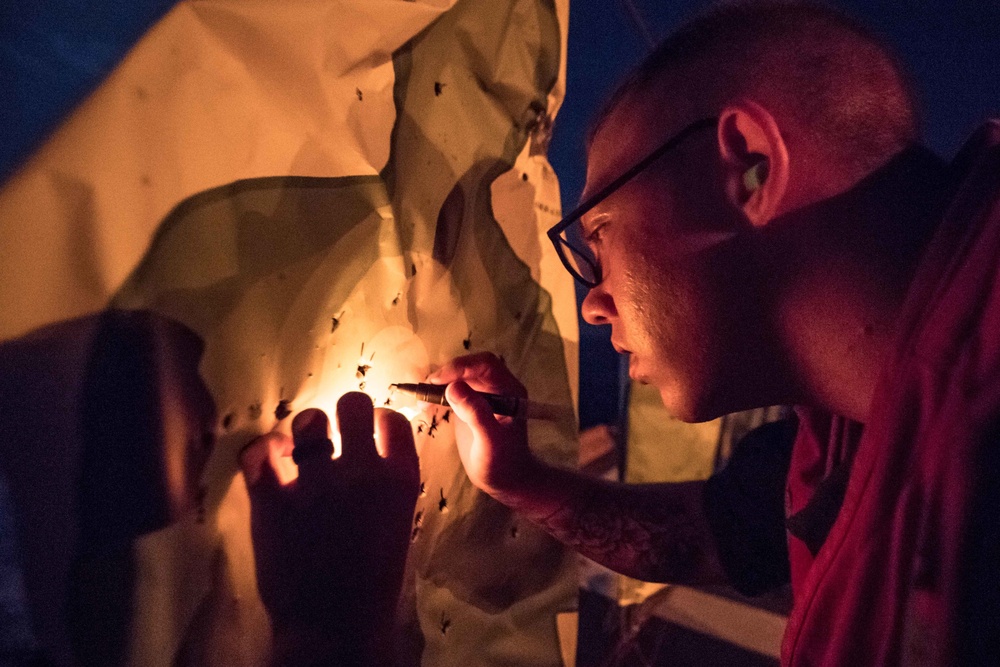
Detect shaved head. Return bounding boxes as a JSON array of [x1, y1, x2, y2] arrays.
[[592, 0, 919, 177]]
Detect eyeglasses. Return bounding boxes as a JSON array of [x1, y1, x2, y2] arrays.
[[547, 117, 719, 288]]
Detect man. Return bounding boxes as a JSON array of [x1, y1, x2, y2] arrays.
[[429, 1, 998, 664], [241, 1, 997, 664]]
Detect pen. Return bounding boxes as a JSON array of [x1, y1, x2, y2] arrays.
[[390, 382, 568, 421]]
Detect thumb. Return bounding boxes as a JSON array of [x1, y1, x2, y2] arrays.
[[446, 381, 501, 438], [239, 433, 289, 506]]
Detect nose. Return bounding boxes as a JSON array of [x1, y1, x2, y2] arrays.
[[581, 283, 616, 325]]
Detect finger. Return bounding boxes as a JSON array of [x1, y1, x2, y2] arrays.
[[239, 433, 288, 503], [430, 353, 525, 396], [374, 407, 418, 464], [429, 352, 503, 383], [335, 391, 379, 465], [290, 408, 334, 468], [445, 380, 503, 438]]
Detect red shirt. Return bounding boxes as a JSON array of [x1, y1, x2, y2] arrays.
[[783, 123, 1000, 665]]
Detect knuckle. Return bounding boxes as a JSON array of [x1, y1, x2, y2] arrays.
[[477, 351, 504, 369]]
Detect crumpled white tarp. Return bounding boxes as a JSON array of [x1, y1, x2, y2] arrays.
[[0, 0, 578, 665]]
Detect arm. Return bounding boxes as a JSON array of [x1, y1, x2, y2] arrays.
[[500, 459, 723, 585], [434, 353, 726, 586]]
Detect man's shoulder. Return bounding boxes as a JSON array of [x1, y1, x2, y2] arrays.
[[894, 120, 1000, 386]]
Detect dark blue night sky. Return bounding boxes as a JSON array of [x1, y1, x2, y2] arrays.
[[552, 0, 1000, 428]]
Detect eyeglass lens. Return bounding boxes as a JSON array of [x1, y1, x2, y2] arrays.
[[555, 224, 599, 286]]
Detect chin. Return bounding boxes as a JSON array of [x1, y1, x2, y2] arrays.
[[656, 386, 697, 423], [656, 382, 723, 424]]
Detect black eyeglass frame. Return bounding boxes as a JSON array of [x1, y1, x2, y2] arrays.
[[546, 117, 719, 288]]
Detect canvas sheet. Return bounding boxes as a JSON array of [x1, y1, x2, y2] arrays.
[[0, 1, 578, 665]]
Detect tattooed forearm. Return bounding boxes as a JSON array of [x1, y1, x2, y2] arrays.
[[530, 479, 722, 585]]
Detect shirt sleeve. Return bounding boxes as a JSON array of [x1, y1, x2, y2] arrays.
[[703, 416, 798, 596]]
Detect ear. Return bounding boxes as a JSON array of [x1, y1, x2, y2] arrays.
[[717, 99, 790, 227]]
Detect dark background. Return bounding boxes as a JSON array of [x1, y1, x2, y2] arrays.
[[552, 0, 1000, 429]]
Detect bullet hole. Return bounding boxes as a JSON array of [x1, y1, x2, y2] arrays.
[[434, 81, 445, 96], [248, 402, 263, 420], [438, 489, 449, 514], [442, 409, 451, 423], [358, 381, 367, 391], [417, 423, 424, 435], [463, 332, 472, 350], [356, 343, 374, 378], [411, 526, 421, 543], [510, 524, 519, 539], [419, 481, 426, 497], [384, 397, 392, 406], [414, 510, 424, 527], [331, 311, 344, 333], [521, 172, 529, 182], [440, 614, 451, 635], [427, 413, 440, 438], [222, 413, 234, 430], [411, 263, 417, 276], [275, 400, 292, 421], [356, 88, 363, 101], [392, 292, 401, 306]]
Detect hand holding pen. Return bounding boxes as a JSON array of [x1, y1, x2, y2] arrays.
[[419, 353, 548, 499]]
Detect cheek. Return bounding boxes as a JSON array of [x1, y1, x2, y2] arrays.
[[622, 244, 721, 362], [616, 251, 684, 351]]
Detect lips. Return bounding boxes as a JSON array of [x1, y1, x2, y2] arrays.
[[610, 337, 647, 382], [626, 355, 650, 384], [610, 338, 630, 355]]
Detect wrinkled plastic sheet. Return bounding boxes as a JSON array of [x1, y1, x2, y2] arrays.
[[0, 0, 578, 664]]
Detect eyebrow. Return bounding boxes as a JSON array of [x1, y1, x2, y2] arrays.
[[569, 117, 719, 229], [579, 209, 610, 234]]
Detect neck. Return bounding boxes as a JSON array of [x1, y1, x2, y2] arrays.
[[761, 146, 949, 422]]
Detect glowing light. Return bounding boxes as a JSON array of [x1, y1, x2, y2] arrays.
[[396, 406, 420, 422], [265, 250, 469, 466]]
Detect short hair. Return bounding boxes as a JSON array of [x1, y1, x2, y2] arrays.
[[590, 0, 920, 175]]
